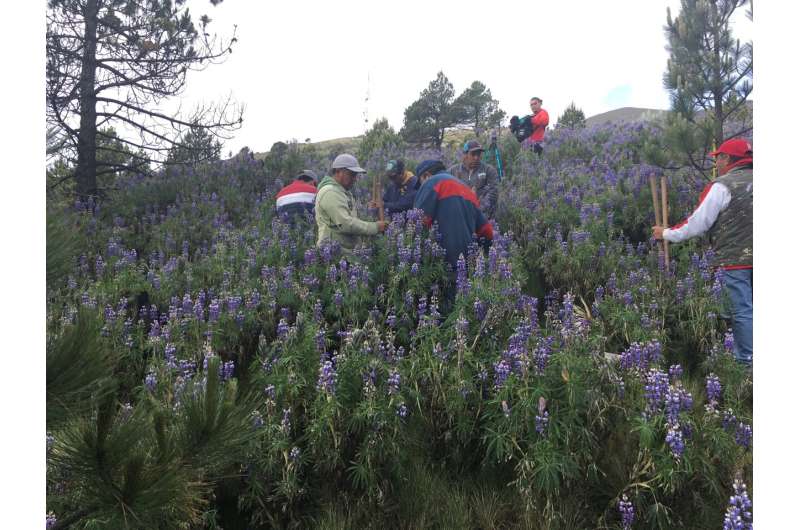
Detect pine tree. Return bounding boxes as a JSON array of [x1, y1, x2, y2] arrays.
[[663, 0, 752, 171], [557, 102, 586, 129], [357, 118, 404, 170], [46, 0, 243, 198], [450, 81, 506, 135], [401, 71, 457, 149]]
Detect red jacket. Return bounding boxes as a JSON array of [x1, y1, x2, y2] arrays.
[[528, 109, 549, 142], [276, 180, 317, 215]]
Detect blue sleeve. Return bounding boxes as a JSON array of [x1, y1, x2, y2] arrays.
[[387, 189, 417, 214], [413, 181, 437, 218]]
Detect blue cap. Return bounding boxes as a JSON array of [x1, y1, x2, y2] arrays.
[[415, 159, 444, 178]]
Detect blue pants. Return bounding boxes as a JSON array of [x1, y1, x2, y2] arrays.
[[722, 269, 753, 366]]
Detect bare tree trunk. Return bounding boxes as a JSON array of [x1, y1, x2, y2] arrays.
[[75, 0, 99, 198]]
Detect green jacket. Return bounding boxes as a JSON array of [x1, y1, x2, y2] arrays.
[[314, 175, 379, 254]]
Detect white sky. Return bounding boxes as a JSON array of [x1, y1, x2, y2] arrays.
[[173, 0, 752, 154]]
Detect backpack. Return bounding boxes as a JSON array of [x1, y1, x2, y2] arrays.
[[509, 115, 533, 143]]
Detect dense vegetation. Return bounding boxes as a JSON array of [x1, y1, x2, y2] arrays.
[[46, 122, 752, 529]]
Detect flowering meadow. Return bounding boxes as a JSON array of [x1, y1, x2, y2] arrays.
[[46, 122, 752, 529]]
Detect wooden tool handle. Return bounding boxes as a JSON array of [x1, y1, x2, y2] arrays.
[[649, 175, 662, 226], [660, 176, 669, 266]]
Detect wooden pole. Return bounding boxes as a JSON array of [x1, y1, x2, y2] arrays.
[[649, 175, 662, 227], [660, 175, 669, 266], [372, 173, 384, 222]]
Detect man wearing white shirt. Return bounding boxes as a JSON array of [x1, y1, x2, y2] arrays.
[[653, 138, 753, 366]]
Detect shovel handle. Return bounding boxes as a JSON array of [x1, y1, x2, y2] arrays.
[[660, 176, 670, 265]]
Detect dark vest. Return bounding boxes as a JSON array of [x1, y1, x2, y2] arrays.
[[709, 167, 752, 267]]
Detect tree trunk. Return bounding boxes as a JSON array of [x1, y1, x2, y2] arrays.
[[75, 0, 99, 198], [712, 14, 725, 146]]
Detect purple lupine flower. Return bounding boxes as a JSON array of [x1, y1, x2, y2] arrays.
[[618, 494, 634, 530], [276, 319, 290, 340], [208, 299, 220, 322], [290, 446, 301, 462], [494, 359, 512, 389], [264, 384, 276, 400], [145, 372, 157, 392], [317, 359, 336, 394], [416, 297, 428, 321], [386, 312, 397, 328], [644, 369, 669, 416], [535, 410, 549, 435], [404, 290, 414, 309], [251, 410, 264, 429], [456, 255, 469, 295], [622, 291, 633, 306], [221, 360, 235, 381], [333, 289, 344, 308], [46, 512, 58, 529], [387, 369, 401, 395], [706, 374, 722, 405], [313, 299, 323, 322], [735, 422, 752, 449], [724, 331, 735, 352], [664, 385, 692, 424], [722, 477, 753, 530], [181, 293, 193, 315], [397, 402, 408, 418], [669, 364, 683, 382], [281, 408, 291, 434], [665, 422, 685, 459], [474, 299, 487, 321]]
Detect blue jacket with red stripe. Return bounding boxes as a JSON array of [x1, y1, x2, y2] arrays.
[[413, 172, 494, 269]]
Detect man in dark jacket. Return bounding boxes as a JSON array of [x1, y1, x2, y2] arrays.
[[653, 138, 753, 366], [447, 140, 498, 219], [414, 160, 494, 271], [370, 159, 419, 216], [414, 159, 494, 314], [276, 170, 318, 224]]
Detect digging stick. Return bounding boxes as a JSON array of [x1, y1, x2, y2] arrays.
[[661, 176, 669, 265]]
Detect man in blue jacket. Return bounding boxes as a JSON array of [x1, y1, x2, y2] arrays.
[[372, 159, 419, 217], [414, 159, 494, 313], [414, 160, 494, 269]]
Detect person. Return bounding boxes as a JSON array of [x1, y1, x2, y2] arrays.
[[315, 154, 388, 259], [275, 169, 318, 225], [525, 97, 549, 156], [414, 159, 494, 313], [652, 138, 753, 366], [370, 159, 419, 217], [414, 159, 494, 270], [447, 140, 498, 219]]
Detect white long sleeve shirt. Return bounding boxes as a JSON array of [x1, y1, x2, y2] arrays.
[[663, 183, 731, 243]]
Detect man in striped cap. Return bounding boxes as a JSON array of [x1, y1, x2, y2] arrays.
[[275, 169, 318, 225]]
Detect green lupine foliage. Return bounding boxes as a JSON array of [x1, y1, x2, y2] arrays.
[[47, 122, 751, 529]]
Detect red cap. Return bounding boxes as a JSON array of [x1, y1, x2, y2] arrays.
[[709, 138, 753, 158]]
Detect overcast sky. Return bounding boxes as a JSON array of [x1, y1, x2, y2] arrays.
[[172, 0, 752, 155]]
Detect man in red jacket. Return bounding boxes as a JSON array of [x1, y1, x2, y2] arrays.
[[653, 138, 753, 366], [525, 97, 549, 156], [275, 169, 318, 225]]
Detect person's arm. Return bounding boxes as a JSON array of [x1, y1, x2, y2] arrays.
[[662, 183, 730, 243], [320, 188, 379, 236]]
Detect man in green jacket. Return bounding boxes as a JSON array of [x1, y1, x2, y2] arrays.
[[315, 153, 388, 258]]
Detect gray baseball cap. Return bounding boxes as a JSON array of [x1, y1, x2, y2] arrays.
[[295, 169, 318, 182], [331, 153, 365, 173]]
